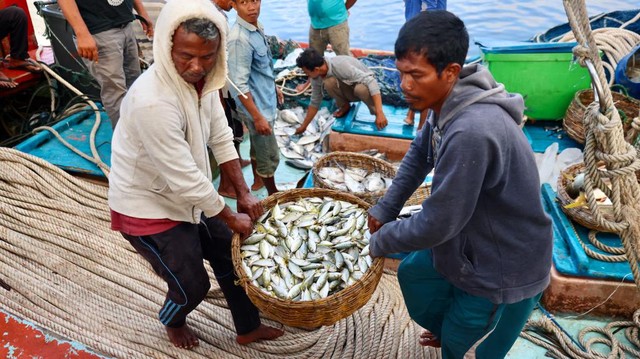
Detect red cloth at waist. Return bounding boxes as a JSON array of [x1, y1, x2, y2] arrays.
[[110, 209, 180, 236]]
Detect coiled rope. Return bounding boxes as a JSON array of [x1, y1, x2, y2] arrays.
[[521, 310, 640, 359], [555, 11, 640, 86], [563, 0, 640, 289], [520, 1, 640, 357], [0, 147, 439, 359], [558, 28, 640, 86]]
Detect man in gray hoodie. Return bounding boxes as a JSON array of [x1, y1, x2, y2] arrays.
[[367, 11, 552, 358]]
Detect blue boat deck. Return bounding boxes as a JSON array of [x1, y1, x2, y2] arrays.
[[332, 102, 418, 140], [14, 101, 633, 283], [11, 99, 637, 358], [14, 105, 112, 177]]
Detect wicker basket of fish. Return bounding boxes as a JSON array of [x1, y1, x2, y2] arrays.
[[231, 188, 384, 328], [556, 162, 623, 233], [312, 151, 397, 204]]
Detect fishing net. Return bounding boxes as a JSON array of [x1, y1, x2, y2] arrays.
[[268, 35, 303, 60], [269, 40, 408, 108], [360, 56, 408, 108]]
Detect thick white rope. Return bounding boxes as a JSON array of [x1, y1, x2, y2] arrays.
[[0, 148, 440, 359], [29, 62, 109, 177], [562, 0, 640, 288], [558, 28, 640, 86], [519, 2, 640, 357]]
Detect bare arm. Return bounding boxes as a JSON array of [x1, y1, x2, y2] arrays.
[[215, 205, 253, 239], [372, 93, 388, 130], [345, 0, 357, 10], [218, 160, 263, 220], [295, 105, 319, 135], [57, 0, 98, 61], [237, 93, 272, 135], [132, 0, 154, 37]]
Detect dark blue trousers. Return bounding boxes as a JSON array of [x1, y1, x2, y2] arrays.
[[122, 216, 261, 335], [397, 249, 541, 358], [0, 6, 28, 59]]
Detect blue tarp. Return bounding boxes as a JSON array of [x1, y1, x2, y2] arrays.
[[522, 120, 583, 153], [542, 184, 632, 281]]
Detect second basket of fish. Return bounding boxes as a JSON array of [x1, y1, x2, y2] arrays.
[[231, 188, 384, 328], [312, 151, 397, 204]]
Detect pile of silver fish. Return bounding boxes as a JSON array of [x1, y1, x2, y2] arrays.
[[274, 107, 335, 170], [239, 197, 373, 301], [317, 165, 393, 194]]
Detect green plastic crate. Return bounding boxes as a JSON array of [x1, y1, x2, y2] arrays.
[[482, 51, 592, 120]]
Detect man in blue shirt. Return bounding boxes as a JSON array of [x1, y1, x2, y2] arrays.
[[228, 0, 281, 195], [296, 0, 357, 93], [405, 0, 447, 20], [307, 0, 356, 56]]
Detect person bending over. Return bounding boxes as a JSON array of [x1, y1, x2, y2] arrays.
[[294, 47, 388, 134]]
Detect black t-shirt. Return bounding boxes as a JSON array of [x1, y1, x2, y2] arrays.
[[77, 0, 135, 34]]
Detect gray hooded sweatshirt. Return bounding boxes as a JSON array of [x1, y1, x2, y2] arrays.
[[369, 64, 553, 304], [109, 0, 235, 223]]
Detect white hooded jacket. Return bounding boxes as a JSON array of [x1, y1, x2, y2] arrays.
[[108, 0, 235, 223]]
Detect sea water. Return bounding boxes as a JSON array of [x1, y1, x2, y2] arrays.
[[227, 0, 636, 56]]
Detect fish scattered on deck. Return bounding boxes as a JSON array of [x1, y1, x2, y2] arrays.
[[274, 107, 335, 170]]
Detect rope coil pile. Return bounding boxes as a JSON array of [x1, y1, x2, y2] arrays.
[[556, 11, 640, 86], [0, 148, 439, 359], [522, 312, 640, 359], [562, 0, 640, 288], [522, 2, 640, 357]]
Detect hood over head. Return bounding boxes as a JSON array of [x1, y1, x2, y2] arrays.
[[153, 0, 228, 94], [436, 63, 524, 129]]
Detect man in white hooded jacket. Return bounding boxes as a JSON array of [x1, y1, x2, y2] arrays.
[[108, 0, 283, 350]]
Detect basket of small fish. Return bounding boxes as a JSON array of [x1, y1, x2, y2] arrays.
[[312, 152, 397, 204], [231, 188, 384, 328]]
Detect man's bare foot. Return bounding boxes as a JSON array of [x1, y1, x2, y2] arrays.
[[236, 324, 284, 345], [0, 70, 17, 89], [251, 177, 264, 191], [403, 116, 415, 126], [418, 330, 441, 348], [5, 57, 42, 73], [166, 324, 199, 349], [332, 104, 351, 118], [240, 158, 251, 168]]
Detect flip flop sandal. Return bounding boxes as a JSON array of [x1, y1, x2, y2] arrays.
[[0, 77, 18, 89], [5, 58, 43, 73]]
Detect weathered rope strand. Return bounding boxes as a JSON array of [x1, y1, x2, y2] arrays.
[[0, 147, 440, 359], [519, 2, 640, 357]]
